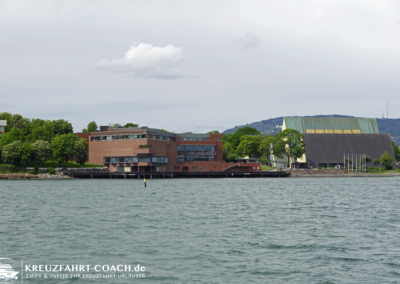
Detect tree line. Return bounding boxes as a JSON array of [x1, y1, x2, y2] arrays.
[[222, 126, 306, 168], [0, 112, 88, 167], [223, 126, 400, 169]]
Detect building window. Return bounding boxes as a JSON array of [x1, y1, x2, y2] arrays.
[[174, 167, 179, 170], [218, 137, 222, 141], [118, 157, 124, 163], [192, 167, 197, 171], [0, 126, 4, 132], [186, 155, 194, 161], [195, 145, 203, 151], [177, 145, 185, 151], [125, 157, 132, 163], [186, 145, 194, 151], [200, 167, 206, 170], [151, 157, 168, 163], [104, 157, 110, 163], [133, 157, 138, 163], [117, 166, 124, 172], [177, 156, 185, 161], [124, 166, 131, 172], [204, 145, 212, 152], [111, 157, 117, 163], [139, 156, 151, 162]]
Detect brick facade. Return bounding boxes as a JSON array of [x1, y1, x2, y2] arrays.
[[82, 127, 261, 173]]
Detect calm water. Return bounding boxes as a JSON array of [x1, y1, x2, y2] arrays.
[[1, 178, 400, 283]]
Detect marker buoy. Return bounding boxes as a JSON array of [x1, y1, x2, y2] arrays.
[[144, 178, 147, 187]]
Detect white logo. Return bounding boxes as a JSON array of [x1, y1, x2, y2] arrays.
[[0, 258, 19, 282]]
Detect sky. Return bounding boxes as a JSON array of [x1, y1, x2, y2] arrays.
[[1, 0, 400, 133]]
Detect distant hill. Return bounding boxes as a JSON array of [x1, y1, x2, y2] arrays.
[[222, 115, 400, 145]]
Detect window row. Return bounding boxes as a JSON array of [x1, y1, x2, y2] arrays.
[[177, 138, 209, 141], [177, 145, 215, 152], [116, 166, 165, 172], [174, 166, 207, 171], [92, 135, 174, 142], [177, 155, 215, 162], [191, 167, 207, 171], [104, 156, 168, 164]]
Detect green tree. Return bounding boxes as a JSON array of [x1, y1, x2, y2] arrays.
[[2, 140, 23, 165], [345, 157, 353, 168], [28, 126, 52, 143], [110, 123, 122, 129], [82, 121, 99, 133], [52, 119, 73, 136], [373, 158, 380, 166], [0, 127, 25, 146], [360, 155, 372, 165], [32, 140, 51, 166], [230, 127, 260, 149], [30, 118, 45, 129], [392, 142, 400, 163], [0, 112, 12, 132], [124, 123, 138, 128], [206, 130, 220, 134], [183, 132, 193, 134], [274, 129, 306, 168], [159, 129, 168, 133], [236, 135, 261, 158], [51, 134, 79, 165], [380, 151, 393, 169], [258, 135, 275, 166], [222, 141, 237, 162], [19, 142, 33, 166], [74, 138, 88, 166], [10, 114, 31, 136]]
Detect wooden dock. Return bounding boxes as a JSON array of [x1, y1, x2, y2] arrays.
[[63, 170, 290, 179]]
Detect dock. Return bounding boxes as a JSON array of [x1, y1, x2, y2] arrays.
[[63, 170, 290, 179]]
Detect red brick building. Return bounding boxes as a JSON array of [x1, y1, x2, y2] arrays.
[[81, 126, 260, 173]]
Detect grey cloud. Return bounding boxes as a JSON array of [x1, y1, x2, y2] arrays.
[[233, 33, 261, 50], [0, 101, 16, 108]]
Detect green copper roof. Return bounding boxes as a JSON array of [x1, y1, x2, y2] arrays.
[[283, 117, 379, 134]]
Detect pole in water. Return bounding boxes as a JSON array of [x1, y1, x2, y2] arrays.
[[144, 178, 147, 187]]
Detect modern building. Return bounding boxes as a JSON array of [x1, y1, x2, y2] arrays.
[[0, 120, 6, 135], [271, 117, 397, 168], [80, 126, 261, 173]]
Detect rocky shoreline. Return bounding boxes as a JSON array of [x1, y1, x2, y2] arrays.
[[0, 172, 72, 180], [286, 169, 400, 178]]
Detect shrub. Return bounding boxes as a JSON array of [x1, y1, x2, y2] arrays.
[[32, 166, 39, 175], [48, 167, 56, 175], [8, 165, 19, 173], [372, 159, 380, 166], [380, 151, 393, 169], [385, 164, 393, 170]]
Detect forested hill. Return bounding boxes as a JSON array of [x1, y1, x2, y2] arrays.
[[222, 115, 400, 145]]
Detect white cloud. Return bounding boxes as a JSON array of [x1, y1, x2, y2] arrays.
[[96, 42, 185, 79], [233, 33, 261, 50]]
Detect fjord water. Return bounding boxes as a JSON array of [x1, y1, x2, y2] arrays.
[[1, 178, 400, 283]]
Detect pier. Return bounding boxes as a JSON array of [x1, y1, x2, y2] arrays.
[[63, 170, 290, 179]]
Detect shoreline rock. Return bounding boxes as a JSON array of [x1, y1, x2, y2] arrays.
[[0, 172, 72, 180]]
